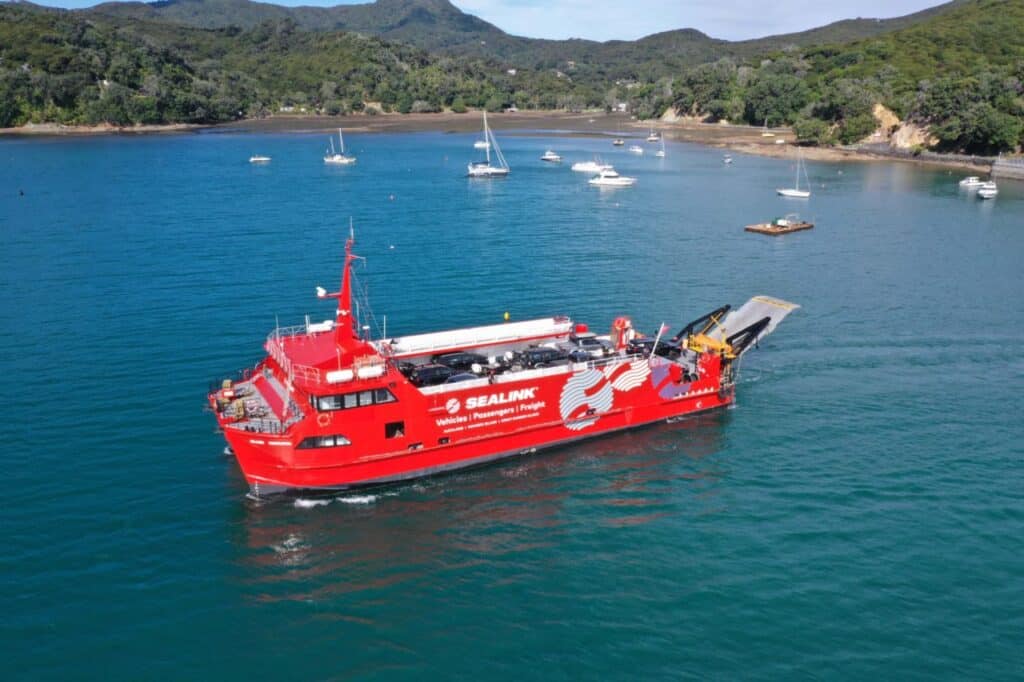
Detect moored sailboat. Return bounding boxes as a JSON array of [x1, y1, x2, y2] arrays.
[[467, 111, 509, 177], [777, 151, 811, 198], [324, 129, 356, 165]]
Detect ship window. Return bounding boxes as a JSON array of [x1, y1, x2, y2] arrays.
[[316, 395, 343, 411], [385, 421, 405, 439], [314, 388, 399, 412], [297, 434, 351, 449]]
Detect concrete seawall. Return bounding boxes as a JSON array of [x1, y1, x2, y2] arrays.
[[992, 156, 1024, 181]]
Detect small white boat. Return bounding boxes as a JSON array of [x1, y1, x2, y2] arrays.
[[724, 154, 733, 164], [467, 111, 510, 177], [473, 140, 490, 150], [777, 151, 811, 198], [324, 129, 356, 165], [571, 159, 613, 173], [628, 145, 644, 154], [612, 138, 625, 146], [249, 155, 271, 163], [588, 168, 637, 187], [655, 135, 666, 158], [540, 150, 562, 162], [978, 181, 998, 199], [646, 130, 660, 142], [959, 176, 984, 188]]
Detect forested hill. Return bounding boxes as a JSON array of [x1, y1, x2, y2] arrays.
[[80, 0, 967, 81], [668, 0, 1024, 153], [0, 3, 563, 126], [1, 0, 1021, 154]]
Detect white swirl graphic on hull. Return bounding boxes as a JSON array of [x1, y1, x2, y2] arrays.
[[559, 368, 614, 431], [604, 360, 650, 392]]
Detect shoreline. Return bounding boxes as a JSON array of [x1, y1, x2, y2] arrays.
[[0, 111, 993, 173]]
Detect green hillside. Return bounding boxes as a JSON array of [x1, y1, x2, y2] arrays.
[[2, 0, 1021, 153], [83, 0, 965, 81], [664, 0, 1024, 152], [0, 4, 592, 127]]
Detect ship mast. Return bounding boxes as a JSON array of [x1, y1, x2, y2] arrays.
[[317, 226, 362, 351], [335, 231, 358, 346]]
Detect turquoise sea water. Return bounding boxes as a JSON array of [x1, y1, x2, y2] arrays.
[[1, 129, 1022, 679]]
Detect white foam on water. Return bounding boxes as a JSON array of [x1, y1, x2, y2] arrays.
[[335, 490, 400, 505], [335, 494, 379, 504], [294, 498, 330, 509]]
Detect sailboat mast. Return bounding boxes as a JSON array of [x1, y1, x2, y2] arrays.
[[483, 111, 491, 164], [338, 128, 344, 155]]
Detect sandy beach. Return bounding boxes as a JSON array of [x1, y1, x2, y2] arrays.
[[1, 111, 992, 172], [0, 121, 204, 136]]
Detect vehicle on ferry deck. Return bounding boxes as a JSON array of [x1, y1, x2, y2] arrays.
[[407, 363, 455, 387], [433, 351, 489, 372], [560, 332, 614, 358]]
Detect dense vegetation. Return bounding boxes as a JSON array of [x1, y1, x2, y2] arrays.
[[2, 0, 1022, 154], [661, 0, 1024, 153], [0, 5, 598, 126], [85, 0, 963, 83]]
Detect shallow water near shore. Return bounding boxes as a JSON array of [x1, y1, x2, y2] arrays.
[[1, 131, 1022, 679]]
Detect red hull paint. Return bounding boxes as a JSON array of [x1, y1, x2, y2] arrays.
[[212, 350, 732, 495]]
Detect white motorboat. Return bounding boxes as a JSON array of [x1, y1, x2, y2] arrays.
[[249, 155, 271, 163], [588, 168, 637, 187], [959, 176, 984, 189], [977, 181, 998, 199], [467, 111, 510, 177], [646, 130, 660, 142], [724, 154, 733, 164], [612, 138, 625, 146], [628, 145, 644, 154], [777, 151, 811, 198], [324, 129, 356, 165], [571, 159, 613, 173], [540, 150, 562, 162]]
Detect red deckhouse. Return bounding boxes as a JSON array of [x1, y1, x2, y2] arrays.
[[209, 235, 798, 498]]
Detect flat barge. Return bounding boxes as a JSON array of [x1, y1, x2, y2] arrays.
[[746, 216, 814, 235]]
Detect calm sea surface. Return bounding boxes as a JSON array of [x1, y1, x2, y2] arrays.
[[1, 129, 1022, 679]]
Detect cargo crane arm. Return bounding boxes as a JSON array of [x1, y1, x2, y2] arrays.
[[671, 304, 731, 343]]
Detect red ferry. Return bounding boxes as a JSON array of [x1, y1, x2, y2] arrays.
[[209, 235, 798, 497]]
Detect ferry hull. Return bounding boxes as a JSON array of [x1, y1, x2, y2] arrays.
[[221, 374, 734, 496]]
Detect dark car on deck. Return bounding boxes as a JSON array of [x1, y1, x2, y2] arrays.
[[516, 346, 570, 368], [626, 336, 682, 359], [432, 351, 489, 373], [408, 363, 455, 387]]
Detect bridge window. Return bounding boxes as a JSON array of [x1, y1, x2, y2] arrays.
[[385, 421, 405, 439], [313, 388, 398, 412], [297, 434, 351, 449]]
